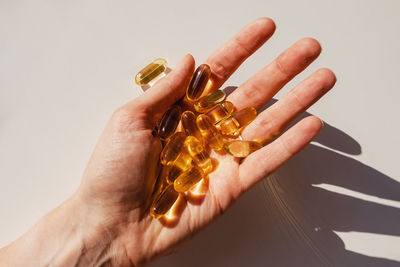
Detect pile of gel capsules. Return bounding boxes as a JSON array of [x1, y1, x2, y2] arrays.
[[135, 58, 262, 219]]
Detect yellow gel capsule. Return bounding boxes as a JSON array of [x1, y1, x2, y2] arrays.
[[135, 58, 167, 86], [206, 101, 235, 124], [181, 111, 202, 141], [186, 64, 211, 101], [160, 132, 186, 164], [158, 105, 182, 140], [217, 107, 257, 137], [196, 114, 224, 151], [150, 184, 179, 219], [224, 140, 262, 158], [166, 151, 193, 183], [174, 166, 204, 192], [194, 90, 226, 113], [184, 136, 213, 173]]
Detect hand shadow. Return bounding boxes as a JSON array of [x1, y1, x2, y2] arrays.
[[151, 96, 400, 267]]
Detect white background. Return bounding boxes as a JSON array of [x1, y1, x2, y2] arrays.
[[1, 0, 399, 266]]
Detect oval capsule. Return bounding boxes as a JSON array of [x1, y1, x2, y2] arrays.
[[166, 151, 193, 184], [135, 58, 167, 86], [181, 111, 202, 141], [174, 166, 204, 193], [185, 136, 213, 173], [158, 105, 182, 140], [186, 64, 211, 101], [160, 132, 186, 164], [206, 101, 235, 124], [194, 90, 226, 113], [217, 107, 257, 137], [150, 184, 179, 219], [196, 114, 224, 151], [224, 140, 262, 158]]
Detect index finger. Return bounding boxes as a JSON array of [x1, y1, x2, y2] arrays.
[[204, 17, 276, 93]]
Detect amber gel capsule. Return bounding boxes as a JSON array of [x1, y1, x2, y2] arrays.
[[158, 105, 182, 140], [166, 151, 193, 184], [186, 64, 211, 101], [217, 107, 257, 137], [174, 166, 204, 192], [150, 184, 179, 219], [160, 132, 186, 164], [185, 136, 213, 173], [194, 90, 226, 113], [206, 101, 235, 124], [225, 140, 262, 158], [196, 114, 224, 151], [181, 111, 202, 141], [135, 58, 167, 86]]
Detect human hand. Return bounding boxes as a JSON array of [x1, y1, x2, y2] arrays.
[[75, 17, 336, 266]]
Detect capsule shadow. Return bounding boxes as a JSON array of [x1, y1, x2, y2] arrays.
[[186, 177, 209, 205], [159, 194, 186, 228]]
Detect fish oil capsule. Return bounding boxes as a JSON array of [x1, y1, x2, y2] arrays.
[[196, 114, 225, 151], [186, 64, 211, 101], [135, 58, 168, 86], [216, 107, 257, 137], [166, 151, 193, 183], [181, 111, 202, 141], [160, 132, 186, 164], [184, 136, 213, 173], [174, 166, 204, 192], [158, 105, 182, 140], [194, 90, 226, 113], [150, 184, 179, 219], [224, 140, 262, 158], [206, 101, 235, 124]]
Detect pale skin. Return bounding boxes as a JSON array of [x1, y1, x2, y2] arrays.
[[0, 18, 336, 266]]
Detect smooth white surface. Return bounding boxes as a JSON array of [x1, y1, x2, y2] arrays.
[[1, 0, 399, 266]]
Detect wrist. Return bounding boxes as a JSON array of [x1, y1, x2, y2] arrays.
[[0, 193, 121, 267], [66, 193, 119, 266]]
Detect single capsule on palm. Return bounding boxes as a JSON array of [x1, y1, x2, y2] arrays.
[[150, 184, 179, 219], [184, 136, 213, 174], [216, 107, 257, 137], [194, 90, 226, 113], [186, 64, 211, 101], [135, 58, 167, 86], [224, 140, 262, 158], [196, 114, 225, 151], [174, 166, 204, 193]]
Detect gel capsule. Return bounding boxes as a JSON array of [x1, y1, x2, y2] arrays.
[[206, 101, 235, 124], [174, 166, 204, 192], [194, 90, 226, 113], [181, 111, 202, 141], [160, 132, 186, 164], [135, 58, 167, 86], [196, 114, 224, 151], [216, 107, 257, 137], [158, 105, 182, 140], [184, 136, 213, 173], [224, 140, 262, 158], [166, 151, 193, 184], [150, 184, 179, 219], [186, 64, 211, 101]]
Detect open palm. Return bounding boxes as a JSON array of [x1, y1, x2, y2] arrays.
[[76, 17, 336, 265]]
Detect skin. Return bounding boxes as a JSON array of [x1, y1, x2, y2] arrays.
[[0, 17, 336, 266]]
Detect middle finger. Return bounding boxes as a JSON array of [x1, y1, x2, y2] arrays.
[[227, 37, 322, 110]]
